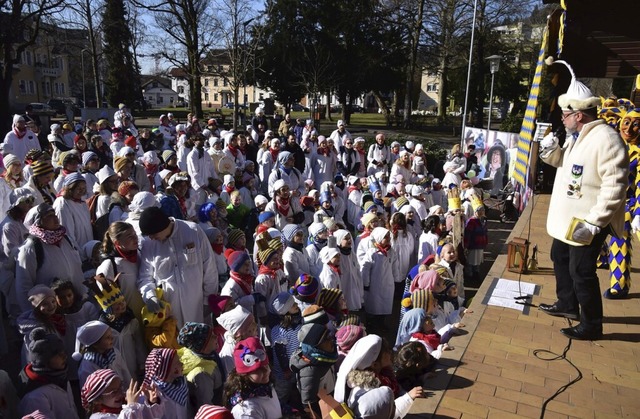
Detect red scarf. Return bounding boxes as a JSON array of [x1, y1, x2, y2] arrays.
[[224, 185, 235, 194], [412, 331, 441, 349], [230, 271, 254, 296], [29, 225, 66, 246], [318, 147, 330, 156], [376, 367, 400, 397], [269, 148, 279, 163], [98, 406, 123, 415], [374, 242, 390, 256], [359, 229, 371, 240], [211, 243, 224, 255], [275, 197, 290, 217], [115, 244, 138, 263], [13, 127, 26, 139], [228, 144, 239, 158], [329, 264, 342, 276], [348, 185, 359, 194], [258, 264, 280, 277], [178, 196, 187, 218], [50, 313, 66, 336]]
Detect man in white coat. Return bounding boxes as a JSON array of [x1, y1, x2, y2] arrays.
[[137, 206, 218, 325], [538, 60, 628, 341], [187, 133, 218, 209], [3, 114, 40, 162]]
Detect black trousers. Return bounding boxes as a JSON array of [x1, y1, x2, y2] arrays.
[[550, 228, 609, 332]]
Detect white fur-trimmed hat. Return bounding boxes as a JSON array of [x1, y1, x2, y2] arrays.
[[547, 58, 600, 111]]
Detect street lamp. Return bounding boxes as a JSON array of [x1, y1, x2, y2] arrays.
[[460, 0, 478, 148], [485, 55, 501, 144], [80, 48, 90, 108]]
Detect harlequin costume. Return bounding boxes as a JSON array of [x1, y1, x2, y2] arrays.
[[602, 105, 640, 299]]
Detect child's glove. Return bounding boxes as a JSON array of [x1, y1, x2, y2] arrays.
[[145, 296, 164, 313]]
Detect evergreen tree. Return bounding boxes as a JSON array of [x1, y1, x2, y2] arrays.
[[102, 0, 141, 107]]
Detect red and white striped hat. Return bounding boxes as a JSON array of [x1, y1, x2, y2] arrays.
[[81, 369, 118, 409], [194, 404, 233, 419]]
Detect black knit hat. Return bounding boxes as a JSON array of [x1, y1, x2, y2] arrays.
[[28, 327, 66, 370], [139, 207, 171, 236]]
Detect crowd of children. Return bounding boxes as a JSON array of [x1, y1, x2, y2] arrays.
[[0, 110, 492, 418]]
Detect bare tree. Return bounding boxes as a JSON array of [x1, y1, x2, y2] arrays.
[[132, 0, 216, 118], [0, 0, 66, 127], [208, 0, 263, 130]]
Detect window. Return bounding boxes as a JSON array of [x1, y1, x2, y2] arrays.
[[19, 80, 26, 94], [60, 83, 65, 95], [427, 83, 439, 92], [178, 86, 184, 94], [170, 97, 174, 103], [54, 82, 59, 95], [153, 82, 158, 88], [259, 93, 264, 100], [214, 93, 218, 102], [218, 65, 223, 72], [204, 79, 209, 86], [28, 80, 35, 94], [223, 79, 228, 87], [213, 78, 218, 87], [42, 81, 50, 95], [158, 96, 163, 103], [23, 51, 32, 66], [204, 92, 209, 101]]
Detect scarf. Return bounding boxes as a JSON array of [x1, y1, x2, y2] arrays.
[[338, 246, 352, 255], [29, 224, 67, 246], [115, 244, 137, 263], [177, 195, 188, 218], [212, 243, 224, 255], [224, 184, 235, 194], [318, 147, 330, 156], [279, 164, 292, 175], [269, 148, 279, 163], [309, 237, 327, 250], [376, 366, 400, 397], [359, 229, 371, 240], [228, 144, 239, 158], [300, 344, 338, 365], [154, 376, 189, 407], [50, 313, 66, 336], [230, 270, 253, 296], [100, 308, 135, 333], [275, 196, 290, 217], [196, 146, 204, 159], [98, 406, 123, 415], [258, 264, 280, 277], [13, 126, 26, 139], [376, 143, 384, 150], [329, 264, 342, 276], [288, 241, 304, 252], [25, 363, 68, 391], [412, 331, 441, 349], [229, 382, 273, 408], [84, 348, 117, 370], [38, 183, 55, 205], [374, 242, 390, 257]]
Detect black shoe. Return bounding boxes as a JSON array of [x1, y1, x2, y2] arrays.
[[538, 303, 579, 320], [560, 325, 603, 341]]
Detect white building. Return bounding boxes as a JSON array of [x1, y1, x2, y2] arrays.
[[142, 77, 179, 108]]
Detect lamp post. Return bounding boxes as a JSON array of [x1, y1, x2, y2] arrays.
[[80, 48, 90, 108], [485, 55, 501, 144], [460, 0, 478, 148]]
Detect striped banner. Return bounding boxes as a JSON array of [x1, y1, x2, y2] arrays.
[[512, 26, 549, 208]]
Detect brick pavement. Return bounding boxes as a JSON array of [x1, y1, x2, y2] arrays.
[[408, 193, 640, 418]]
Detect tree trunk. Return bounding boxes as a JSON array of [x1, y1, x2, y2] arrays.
[[402, 0, 425, 129], [372, 90, 391, 127], [0, 66, 12, 132]]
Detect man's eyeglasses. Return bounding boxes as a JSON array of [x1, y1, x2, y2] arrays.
[[561, 111, 579, 121]]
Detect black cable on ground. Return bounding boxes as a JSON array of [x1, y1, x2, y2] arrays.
[[532, 322, 583, 419]]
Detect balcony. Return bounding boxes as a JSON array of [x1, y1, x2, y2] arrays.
[[36, 66, 61, 77]]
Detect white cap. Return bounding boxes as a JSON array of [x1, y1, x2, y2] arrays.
[[548, 58, 600, 111]]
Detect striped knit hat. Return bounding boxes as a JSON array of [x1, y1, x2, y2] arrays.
[[194, 405, 233, 419], [31, 160, 54, 177], [257, 236, 282, 265], [290, 273, 319, 302], [81, 369, 118, 409], [317, 288, 342, 311], [144, 348, 177, 387], [227, 229, 245, 248], [336, 325, 366, 351], [401, 289, 434, 311], [395, 196, 409, 210], [339, 313, 362, 327]]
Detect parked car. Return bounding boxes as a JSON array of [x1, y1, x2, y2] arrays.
[[291, 103, 309, 112], [46, 98, 66, 115], [347, 104, 364, 113], [28, 102, 56, 117]]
